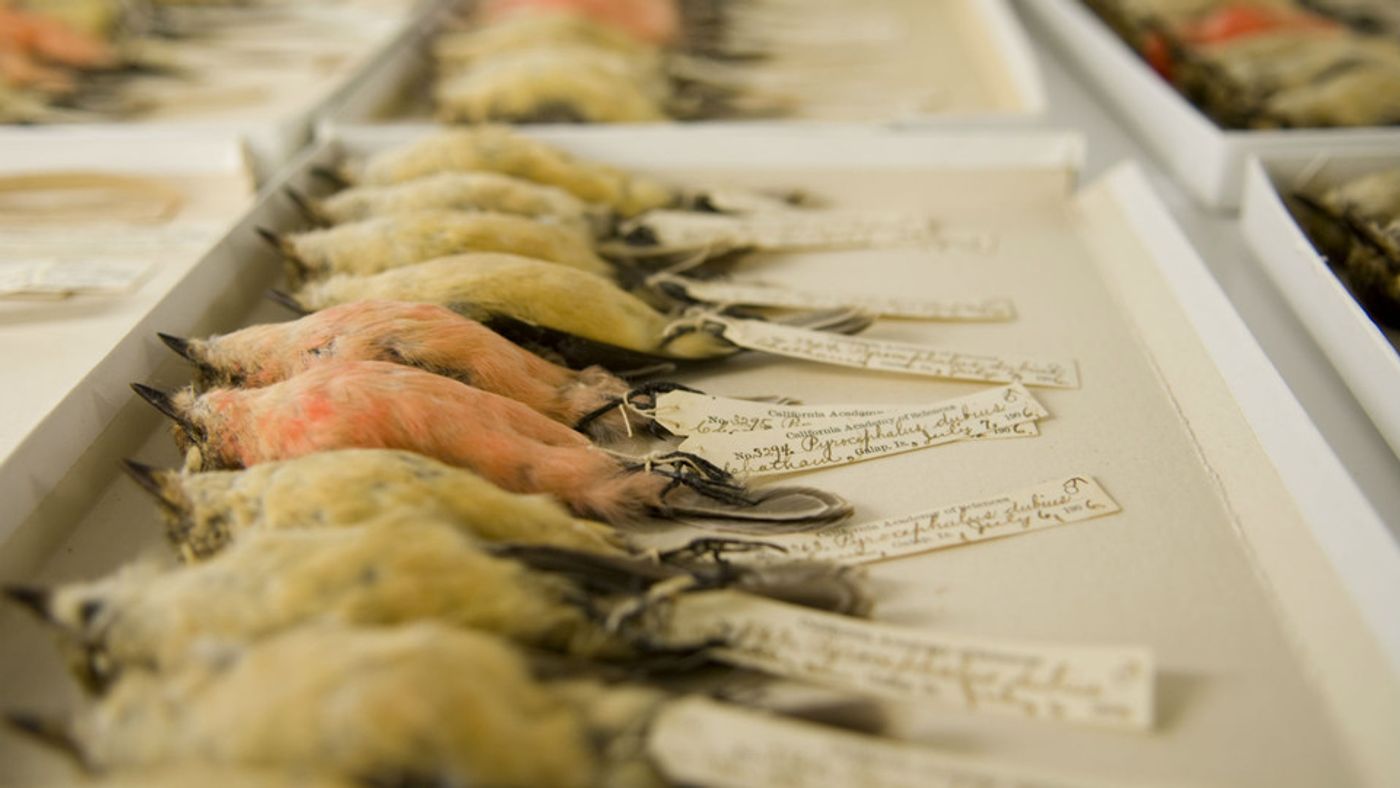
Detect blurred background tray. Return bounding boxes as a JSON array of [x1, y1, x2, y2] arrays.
[[1241, 151, 1400, 459], [320, 0, 1046, 131], [1021, 0, 1400, 210]]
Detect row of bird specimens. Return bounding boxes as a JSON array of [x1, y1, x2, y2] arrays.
[[4, 129, 1131, 786]]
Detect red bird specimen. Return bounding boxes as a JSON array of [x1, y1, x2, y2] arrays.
[[132, 360, 848, 527], [158, 301, 636, 439]]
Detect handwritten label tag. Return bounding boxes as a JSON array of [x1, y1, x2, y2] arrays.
[[749, 476, 1119, 564], [649, 697, 1117, 788], [631, 209, 942, 250], [649, 387, 1034, 438], [0, 258, 152, 297], [677, 384, 1047, 477], [708, 315, 1079, 388], [661, 592, 1154, 730], [696, 187, 804, 215], [652, 273, 1015, 321], [0, 222, 221, 298]]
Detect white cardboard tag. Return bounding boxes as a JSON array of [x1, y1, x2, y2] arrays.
[[748, 476, 1120, 563], [652, 273, 1015, 321], [661, 592, 1154, 730], [648, 697, 1122, 788], [676, 384, 1047, 477], [0, 258, 152, 296], [631, 209, 942, 250], [706, 315, 1080, 388]]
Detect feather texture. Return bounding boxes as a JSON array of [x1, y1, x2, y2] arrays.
[[311, 170, 602, 232], [72, 624, 644, 788], [346, 126, 676, 217], [168, 360, 667, 522], [174, 301, 633, 436], [128, 449, 623, 560], [289, 255, 731, 360], [276, 211, 614, 284]]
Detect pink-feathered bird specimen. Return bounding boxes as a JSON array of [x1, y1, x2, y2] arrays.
[[158, 301, 636, 439], [133, 360, 848, 527]]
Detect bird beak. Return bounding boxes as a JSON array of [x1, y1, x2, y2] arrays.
[[157, 333, 196, 363], [3, 585, 53, 623], [119, 459, 174, 504], [130, 384, 204, 444], [3, 712, 86, 766], [265, 289, 309, 316], [254, 226, 284, 253]]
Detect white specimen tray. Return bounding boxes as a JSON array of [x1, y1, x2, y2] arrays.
[[0, 128, 1396, 787], [1021, 0, 1400, 211], [320, 0, 1046, 130], [0, 132, 254, 556], [0, 0, 441, 182], [1240, 152, 1400, 459]]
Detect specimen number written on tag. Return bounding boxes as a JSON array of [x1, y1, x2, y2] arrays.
[[677, 383, 1047, 476]]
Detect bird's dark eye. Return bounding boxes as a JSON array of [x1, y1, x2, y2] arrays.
[[79, 599, 104, 627]]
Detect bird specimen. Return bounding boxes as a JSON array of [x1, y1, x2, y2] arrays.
[[157, 301, 638, 437], [122, 448, 625, 560], [12, 623, 671, 788], [1290, 167, 1400, 326], [340, 126, 676, 218], [295, 170, 606, 235], [132, 360, 851, 526], [1090, 0, 1400, 127], [277, 255, 868, 371], [6, 516, 869, 689], [261, 210, 615, 287]]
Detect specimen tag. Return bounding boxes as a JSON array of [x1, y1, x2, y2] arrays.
[[648, 697, 1115, 788], [0, 258, 152, 297], [662, 592, 1154, 730], [651, 272, 1015, 321], [649, 387, 1039, 438], [677, 384, 1047, 477], [707, 315, 1080, 388], [695, 187, 805, 214], [0, 222, 221, 298], [747, 476, 1120, 564], [631, 209, 940, 250]]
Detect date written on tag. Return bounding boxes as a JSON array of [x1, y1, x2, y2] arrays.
[[649, 697, 1116, 788], [662, 592, 1154, 730], [651, 273, 1015, 322], [751, 476, 1120, 564], [706, 315, 1080, 388], [677, 384, 1047, 477]]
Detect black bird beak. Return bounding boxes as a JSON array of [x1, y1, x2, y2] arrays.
[[254, 226, 284, 252], [4, 712, 85, 764], [130, 384, 203, 443], [3, 585, 52, 622], [130, 383, 181, 424], [120, 459, 167, 501], [265, 289, 309, 316], [284, 186, 327, 227], [157, 332, 195, 362]]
